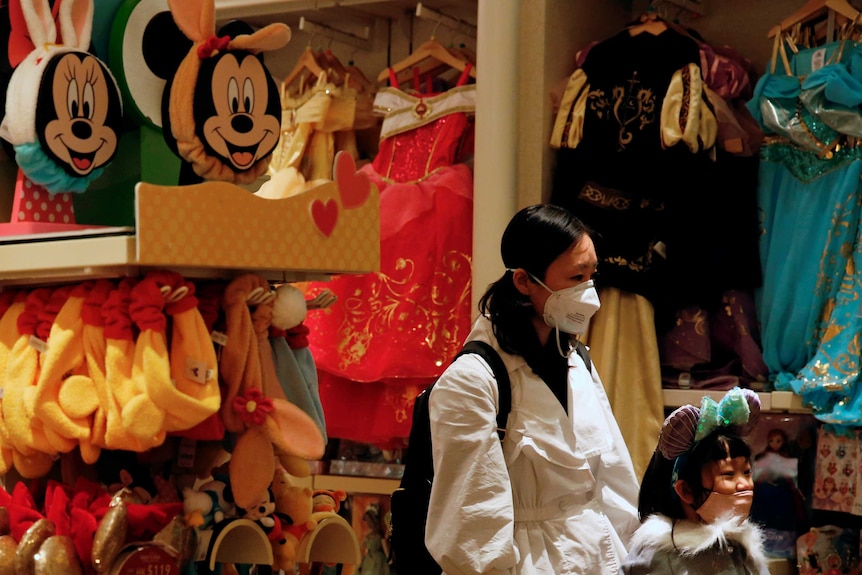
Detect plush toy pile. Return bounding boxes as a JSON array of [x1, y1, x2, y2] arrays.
[[0, 271, 326, 473]]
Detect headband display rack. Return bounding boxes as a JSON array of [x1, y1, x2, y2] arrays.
[[415, 2, 477, 38], [297, 16, 373, 51]]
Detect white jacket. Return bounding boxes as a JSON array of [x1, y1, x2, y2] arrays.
[[426, 316, 640, 575]]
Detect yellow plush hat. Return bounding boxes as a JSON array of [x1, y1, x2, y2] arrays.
[[32, 283, 97, 446], [123, 274, 170, 445], [3, 288, 67, 456], [0, 291, 24, 474], [80, 280, 115, 449], [146, 271, 221, 432], [103, 279, 158, 452]]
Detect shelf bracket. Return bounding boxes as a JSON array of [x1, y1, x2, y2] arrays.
[[415, 2, 477, 39], [298, 17, 372, 51]]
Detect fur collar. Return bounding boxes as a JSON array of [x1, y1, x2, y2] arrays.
[[631, 514, 768, 565]]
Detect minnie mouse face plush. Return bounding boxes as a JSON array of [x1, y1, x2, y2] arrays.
[[194, 48, 280, 173], [1, 0, 123, 194], [37, 51, 122, 176]]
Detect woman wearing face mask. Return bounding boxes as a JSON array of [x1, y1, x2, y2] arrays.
[[622, 387, 770, 575], [425, 204, 640, 575]]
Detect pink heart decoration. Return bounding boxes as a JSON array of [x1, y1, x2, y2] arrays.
[[310, 199, 338, 237], [334, 151, 371, 209]]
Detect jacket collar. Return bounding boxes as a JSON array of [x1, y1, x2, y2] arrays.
[[631, 514, 767, 563]]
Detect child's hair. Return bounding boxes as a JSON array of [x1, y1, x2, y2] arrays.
[[638, 429, 752, 520], [638, 387, 760, 521]]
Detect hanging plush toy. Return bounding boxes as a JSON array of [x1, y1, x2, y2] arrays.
[[0, 0, 123, 231], [162, 0, 290, 185]]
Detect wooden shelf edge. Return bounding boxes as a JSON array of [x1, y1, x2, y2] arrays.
[[663, 389, 810, 414], [312, 474, 400, 495]]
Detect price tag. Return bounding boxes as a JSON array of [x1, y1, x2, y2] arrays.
[[811, 48, 826, 72], [211, 331, 228, 346], [185, 358, 207, 385], [28, 335, 48, 353], [112, 544, 179, 575]]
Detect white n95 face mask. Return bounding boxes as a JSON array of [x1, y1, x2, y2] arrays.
[[532, 277, 601, 335]]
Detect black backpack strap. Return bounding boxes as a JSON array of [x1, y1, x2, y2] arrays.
[[455, 340, 511, 440], [574, 340, 592, 373]]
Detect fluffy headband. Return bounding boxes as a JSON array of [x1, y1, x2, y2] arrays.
[[658, 387, 760, 461]]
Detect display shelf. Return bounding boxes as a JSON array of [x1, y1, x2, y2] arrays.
[[313, 474, 399, 496], [663, 389, 810, 413], [0, 175, 380, 286], [766, 557, 796, 575]]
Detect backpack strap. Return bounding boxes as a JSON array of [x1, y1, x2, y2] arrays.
[[455, 340, 511, 440], [574, 340, 592, 373]]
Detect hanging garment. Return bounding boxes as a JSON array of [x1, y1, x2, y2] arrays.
[[749, 38, 862, 420], [303, 66, 476, 444], [549, 28, 718, 476]]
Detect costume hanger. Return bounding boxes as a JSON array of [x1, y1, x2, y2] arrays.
[[345, 52, 375, 94], [281, 42, 325, 96], [375, 33, 477, 85], [319, 47, 366, 92], [768, 0, 860, 39], [627, 7, 669, 36]]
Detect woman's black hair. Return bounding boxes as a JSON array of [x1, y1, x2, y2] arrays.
[[478, 204, 591, 358], [637, 428, 752, 521]]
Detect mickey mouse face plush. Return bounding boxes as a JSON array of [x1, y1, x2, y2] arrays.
[[1, 0, 122, 194], [164, 0, 289, 185], [194, 47, 281, 172]]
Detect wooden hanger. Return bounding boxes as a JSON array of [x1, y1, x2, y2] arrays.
[[627, 10, 669, 36], [281, 46, 325, 95], [318, 49, 363, 92], [376, 36, 477, 84], [346, 59, 376, 94], [768, 0, 860, 38]]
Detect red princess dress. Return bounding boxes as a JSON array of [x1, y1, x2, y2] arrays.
[[304, 66, 476, 445]]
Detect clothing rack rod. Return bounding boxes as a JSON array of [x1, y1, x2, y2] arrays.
[[297, 17, 372, 51], [654, 0, 705, 16], [415, 2, 477, 39]]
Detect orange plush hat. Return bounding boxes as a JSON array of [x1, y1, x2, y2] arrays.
[[164, 0, 290, 183], [220, 274, 325, 509]]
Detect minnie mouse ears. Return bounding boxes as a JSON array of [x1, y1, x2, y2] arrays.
[[658, 387, 760, 460]]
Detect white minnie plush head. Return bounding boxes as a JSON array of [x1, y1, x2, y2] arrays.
[[0, 0, 123, 193]]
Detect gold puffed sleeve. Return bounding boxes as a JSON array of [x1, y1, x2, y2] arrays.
[[550, 69, 590, 149], [660, 63, 717, 153]]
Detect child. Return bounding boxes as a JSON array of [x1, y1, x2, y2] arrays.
[[621, 387, 770, 575]]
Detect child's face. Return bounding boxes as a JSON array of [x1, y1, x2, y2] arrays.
[[701, 454, 753, 494]]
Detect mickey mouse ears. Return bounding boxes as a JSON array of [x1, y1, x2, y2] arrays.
[[658, 387, 761, 460]]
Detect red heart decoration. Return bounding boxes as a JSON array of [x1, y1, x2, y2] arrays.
[[334, 151, 371, 209], [310, 199, 338, 237]]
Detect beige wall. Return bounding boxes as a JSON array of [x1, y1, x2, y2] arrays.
[[517, 0, 631, 207]]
